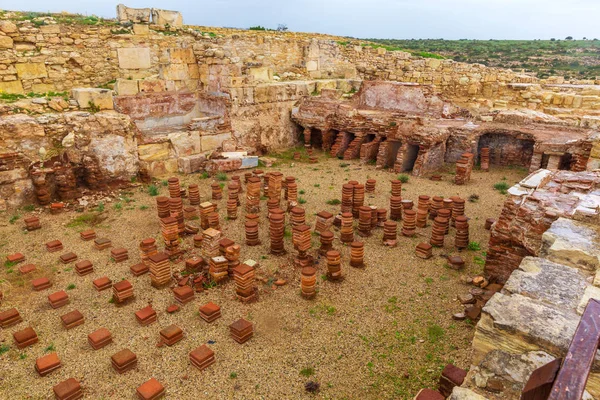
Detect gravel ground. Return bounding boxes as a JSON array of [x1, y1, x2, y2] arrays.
[[0, 154, 528, 400]]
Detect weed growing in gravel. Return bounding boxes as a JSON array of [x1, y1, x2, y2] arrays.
[[66, 283, 76, 290], [326, 199, 341, 205], [217, 172, 228, 181], [300, 366, 315, 377], [493, 181, 509, 194], [45, 343, 55, 352], [9, 215, 20, 224], [398, 174, 410, 183], [148, 185, 159, 196], [0, 344, 9, 355], [468, 241, 481, 251]]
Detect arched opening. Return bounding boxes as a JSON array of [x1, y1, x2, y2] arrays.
[[559, 153, 573, 170], [402, 144, 420, 172], [310, 128, 323, 149], [477, 132, 535, 167]]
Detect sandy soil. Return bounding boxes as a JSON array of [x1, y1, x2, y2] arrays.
[[0, 154, 528, 400]]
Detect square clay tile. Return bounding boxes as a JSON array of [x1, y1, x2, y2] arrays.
[[32, 277, 51, 291], [53, 378, 81, 400], [6, 253, 25, 263], [88, 327, 112, 350], [61, 310, 84, 329], [229, 318, 253, 334], [13, 326, 38, 348], [19, 264, 36, 274], [93, 276, 112, 291], [136, 378, 165, 400], [199, 302, 220, 316], [130, 263, 149, 276], [35, 352, 62, 376], [135, 306, 156, 322], [189, 344, 214, 364], [48, 291, 69, 308], [75, 260, 93, 270], [113, 280, 132, 292], [160, 324, 183, 341], [111, 348, 137, 370], [60, 252, 78, 264], [0, 308, 22, 328]]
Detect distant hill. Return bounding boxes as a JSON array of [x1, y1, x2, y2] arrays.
[[365, 39, 600, 80]]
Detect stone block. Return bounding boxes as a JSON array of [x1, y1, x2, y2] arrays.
[[138, 79, 166, 93], [0, 35, 13, 49], [31, 83, 56, 94], [241, 156, 259, 169], [169, 48, 195, 64], [168, 131, 200, 157], [0, 20, 17, 33], [200, 133, 232, 152], [306, 60, 318, 72], [178, 154, 206, 174], [160, 64, 189, 81], [541, 218, 600, 271], [116, 4, 151, 23], [0, 80, 24, 94], [151, 9, 183, 27], [114, 79, 139, 96], [132, 24, 149, 35], [117, 48, 151, 70], [15, 63, 48, 80], [71, 88, 114, 110], [138, 143, 170, 161], [88, 134, 138, 179], [449, 387, 488, 400], [207, 158, 242, 173], [248, 67, 272, 82]]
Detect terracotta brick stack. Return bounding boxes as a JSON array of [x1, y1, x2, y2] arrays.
[[169, 197, 185, 234], [228, 182, 240, 205], [136, 378, 164, 400], [93, 276, 112, 291], [156, 197, 170, 218], [185, 257, 204, 274], [268, 171, 283, 205], [189, 344, 215, 371], [202, 228, 222, 258], [326, 250, 343, 281], [111, 348, 137, 374], [284, 176, 295, 200], [227, 199, 238, 220], [13, 327, 38, 348], [160, 216, 179, 254], [480, 147, 490, 172], [0, 308, 22, 328], [391, 179, 402, 197], [244, 172, 252, 183], [112, 281, 134, 303], [365, 179, 376, 193], [390, 196, 403, 221], [35, 352, 61, 376], [199, 302, 221, 323], [451, 197, 465, 227], [484, 218, 495, 230], [340, 212, 354, 243], [50, 202, 65, 214], [168, 177, 181, 198], [402, 210, 417, 237], [269, 213, 285, 255], [218, 237, 234, 255], [94, 238, 112, 250], [286, 182, 298, 207], [246, 177, 261, 214], [88, 327, 112, 350], [383, 220, 397, 245], [454, 153, 474, 185], [448, 255, 465, 270], [80, 229, 96, 241], [53, 378, 82, 400], [32, 277, 51, 291], [429, 196, 443, 220], [230, 318, 254, 344], [148, 253, 171, 288], [244, 221, 259, 246], [293, 224, 313, 268], [160, 324, 184, 346], [341, 183, 354, 214], [208, 211, 220, 230], [24, 216, 41, 231], [209, 256, 229, 283], [352, 183, 365, 218], [173, 285, 195, 305], [417, 195, 430, 217], [319, 230, 334, 255], [290, 207, 305, 228], [233, 263, 257, 303], [7, 252, 25, 264], [135, 305, 157, 326], [59, 252, 77, 264], [61, 310, 84, 329], [211, 183, 222, 200], [455, 216, 470, 250], [75, 260, 93, 276], [183, 206, 198, 220], [110, 248, 128, 263], [139, 238, 158, 264], [225, 244, 241, 275], [46, 240, 63, 252], [188, 184, 200, 205], [370, 206, 378, 229], [49, 291, 69, 309], [416, 209, 428, 229], [357, 206, 372, 237], [430, 217, 447, 247], [438, 209, 451, 234], [199, 202, 214, 230], [350, 241, 365, 268], [330, 134, 343, 157], [232, 175, 243, 192], [416, 243, 433, 259], [401, 199, 414, 212], [312, 211, 332, 234], [301, 266, 317, 299], [19, 263, 35, 274]]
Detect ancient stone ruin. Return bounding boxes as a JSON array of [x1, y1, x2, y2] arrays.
[[1, 5, 600, 400]]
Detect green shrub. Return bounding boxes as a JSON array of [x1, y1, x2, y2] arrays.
[[148, 185, 159, 196], [468, 241, 481, 251], [398, 174, 410, 183], [217, 172, 228, 181], [493, 182, 510, 194], [326, 199, 341, 205]]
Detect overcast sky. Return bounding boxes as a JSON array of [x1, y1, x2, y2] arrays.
[[9, 0, 600, 40]]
